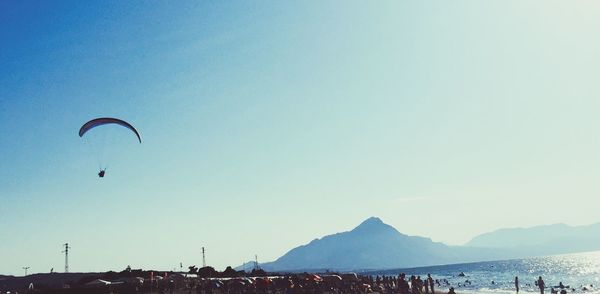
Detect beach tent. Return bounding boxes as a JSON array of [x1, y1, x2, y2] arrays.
[[112, 277, 144, 285], [85, 279, 111, 287], [228, 279, 247, 290], [322, 275, 343, 287]]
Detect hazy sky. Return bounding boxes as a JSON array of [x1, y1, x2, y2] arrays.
[[2, 1, 600, 276]]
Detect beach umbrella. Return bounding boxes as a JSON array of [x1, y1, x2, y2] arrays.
[[228, 279, 246, 290], [309, 274, 323, 282], [210, 280, 223, 288]]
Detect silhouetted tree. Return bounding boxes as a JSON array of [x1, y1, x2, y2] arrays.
[[198, 266, 218, 278], [251, 268, 267, 277], [222, 266, 238, 278]]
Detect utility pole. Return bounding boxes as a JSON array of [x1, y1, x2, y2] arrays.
[[23, 266, 30, 276], [202, 247, 206, 267], [254, 254, 259, 270], [62, 243, 70, 273]]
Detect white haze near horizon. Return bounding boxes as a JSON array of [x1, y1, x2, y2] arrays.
[[1, 1, 600, 276]]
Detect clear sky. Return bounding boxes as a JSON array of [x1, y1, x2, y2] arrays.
[[2, 1, 600, 276]]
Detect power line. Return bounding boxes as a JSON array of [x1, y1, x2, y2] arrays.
[[62, 243, 70, 273]]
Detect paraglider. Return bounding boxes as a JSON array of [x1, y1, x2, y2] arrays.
[[79, 117, 141, 177], [79, 117, 141, 143]]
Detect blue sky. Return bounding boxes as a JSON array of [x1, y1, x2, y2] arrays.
[[2, 1, 600, 275]]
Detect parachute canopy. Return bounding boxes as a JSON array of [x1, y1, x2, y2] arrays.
[[79, 117, 141, 143]]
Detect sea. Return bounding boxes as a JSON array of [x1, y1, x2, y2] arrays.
[[371, 251, 600, 294]]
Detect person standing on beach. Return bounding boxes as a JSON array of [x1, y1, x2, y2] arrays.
[[428, 274, 435, 294], [411, 276, 419, 294], [399, 273, 410, 294], [538, 276, 545, 294], [515, 276, 519, 293]]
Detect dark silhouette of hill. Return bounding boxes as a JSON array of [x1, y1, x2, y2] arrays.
[[0, 272, 102, 292]]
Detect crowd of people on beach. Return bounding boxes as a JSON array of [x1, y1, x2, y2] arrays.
[[6, 271, 452, 294], [143, 272, 467, 294], [154, 272, 451, 294], [5, 270, 597, 294]]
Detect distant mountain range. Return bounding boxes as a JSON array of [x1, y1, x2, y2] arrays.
[[466, 222, 600, 256], [246, 217, 600, 272]]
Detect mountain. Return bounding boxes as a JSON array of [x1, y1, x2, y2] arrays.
[[466, 222, 600, 256], [248, 218, 600, 272], [255, 217, 508, 272]]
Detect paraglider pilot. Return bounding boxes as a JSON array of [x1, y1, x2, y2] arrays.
[[79, 117, 141, 178]]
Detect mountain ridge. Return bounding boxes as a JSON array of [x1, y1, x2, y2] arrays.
[[466, 222, 600, 254], [250, 218, 600, 272]]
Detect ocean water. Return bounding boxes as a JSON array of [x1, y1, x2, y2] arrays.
[[372, 251, 600, 294]]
